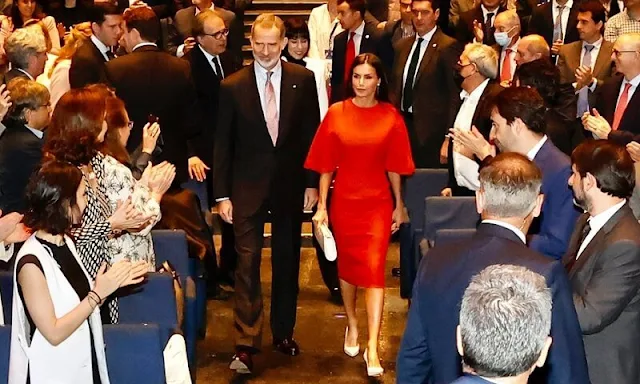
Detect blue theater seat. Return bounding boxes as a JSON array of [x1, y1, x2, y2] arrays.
[[423, 197, 480, 244], [400, 169, 449, 298], [0, 325, 10, 383], [117, 272, 178, 345], [0, 271, 12, 324], [152, 230, 199, 369], [103, 323, 165, 384]]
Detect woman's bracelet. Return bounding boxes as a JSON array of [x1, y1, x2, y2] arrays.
[[88, 290, 103, 304]]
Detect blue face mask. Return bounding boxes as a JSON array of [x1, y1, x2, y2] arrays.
[[494, 31, 511, 47], [494, 26, 515, 47]]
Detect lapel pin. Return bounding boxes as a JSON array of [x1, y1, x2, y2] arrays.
[[365, 34, 370, 39], [293, 84, 297, 89], [432, 43, 437, 47]]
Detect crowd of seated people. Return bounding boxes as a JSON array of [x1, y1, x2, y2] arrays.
[[0, 0, 638, 382]]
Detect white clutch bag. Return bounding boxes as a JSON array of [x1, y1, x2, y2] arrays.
[[314, 223, 337, 261]]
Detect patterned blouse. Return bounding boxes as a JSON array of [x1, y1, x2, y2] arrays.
[[101, 154, 161, 269]]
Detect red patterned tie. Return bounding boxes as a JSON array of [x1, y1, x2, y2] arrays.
[[344, 31, 356, 83], [612, 83, 632, 131]]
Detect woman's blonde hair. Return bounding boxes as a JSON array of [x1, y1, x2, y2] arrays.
[[48, 22, 92, 78]]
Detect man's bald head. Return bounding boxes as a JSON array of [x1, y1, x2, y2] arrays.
[[516, 35, 550, 66], [494, 10, 521, 30], [613, 33, 640, 80]]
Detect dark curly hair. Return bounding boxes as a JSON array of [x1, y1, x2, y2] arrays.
[[43, 87, 107, 165], [24, 158, 83, 235], [513, 59, 560, 107]]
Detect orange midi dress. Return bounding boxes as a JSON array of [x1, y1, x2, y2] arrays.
[[304, 99, 415, 288]]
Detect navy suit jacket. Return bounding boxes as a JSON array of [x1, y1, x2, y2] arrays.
[[528, 138, 580, 259], [396, 223, 590, 384], [449, 375, 494, 384]]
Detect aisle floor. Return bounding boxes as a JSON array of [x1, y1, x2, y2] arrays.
[[195, 244, 408, 383]]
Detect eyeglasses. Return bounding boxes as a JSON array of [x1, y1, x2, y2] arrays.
[[202, 28, 229, 40], [613, 49, 638, 57]]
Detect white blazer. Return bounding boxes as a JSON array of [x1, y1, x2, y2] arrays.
[[9, 235, 110, 384]]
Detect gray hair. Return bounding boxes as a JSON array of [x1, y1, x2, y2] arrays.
[[251, 13, 285, 39], [463, 43, 498, 80], [5, 28, 46, 70], [6, 78, 49, 125], [460, 264, 552, 377], [495, 9, 521, 29], [478, 152, 542, 218]]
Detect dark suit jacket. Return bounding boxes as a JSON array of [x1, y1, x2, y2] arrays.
[[563, 205, 640, 384], [173, 5, 243, 61], [447, 81, 504, 196], [213, 61, 320, 216], [396, 223, 590, 384], [456, 5, 507, 46], [595, 74, 640, 145], [390, 29, 462, 167], [69, 39, 108, 89], [528, 2, 580, 48], [3, 68, 29, 85], [106, 45, 199, 184], [529, 139, 580, 259], [557, 39, 614, 109], [330, 23, 384, 104], [449, 375, 496, 384], [0, 122, 43, 213], [184, 45, 242, 162]]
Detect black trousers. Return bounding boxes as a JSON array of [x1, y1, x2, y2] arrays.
[[218, 221, 237, 284], [403, 113, 445, 169], [233, 199, 303, 349]]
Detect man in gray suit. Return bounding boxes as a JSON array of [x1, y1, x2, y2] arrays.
[[557, 0, 614, 119], [173, 0, 243, 60], [565, 139, 640, 384]]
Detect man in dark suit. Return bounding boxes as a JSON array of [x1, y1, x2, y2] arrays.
[[213, 13, 320, 373], [557, 1, 614, 145], [493, 10, 522, 85], [455, 0, 507, 46], [330, 0, 384, 103], [185, 9, 242, 286], [106, 5, 202, 186], [0, 79, 49, 214], [585, 33, 640, 144], [396, 152, 589, 384], [69, 3, 122, 89], [173, 0, 243, 60], [527, 0, 580, 59], [4, 28, 47, 84], [442, 42, 503, 197], [565, 140, 640, 384], [450, 265, 554, 384], [390, 0, 462, 168]]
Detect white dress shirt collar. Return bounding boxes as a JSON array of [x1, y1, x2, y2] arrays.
[[254, 58, 282, 79], [195, 3, 215, 15], [132, 42, 158, 52], [482, 219, 527, 243], [416, 25, 437, 42], [25, 125, 43, 139], [583, 36, 603, 49], [624, 73, 640, 87], [553, 0, 574, 10], [352, 20, 365, 37], [526, 135, 548, 160], [577, 199, 626, 258], [90, 34, 111, 61], [460, 78, 490, 101], [481, 4, 499, 25], [16, 68, 34, 80]]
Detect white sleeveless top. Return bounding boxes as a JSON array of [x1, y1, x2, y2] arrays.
[[9, 234, 110, 384]]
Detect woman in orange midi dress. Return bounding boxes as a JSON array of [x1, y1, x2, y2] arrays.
[[305, 53, 414, 377]]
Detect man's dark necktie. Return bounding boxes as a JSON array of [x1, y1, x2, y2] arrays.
[[212, 57, 224, 80], [484, 12, 495, 42], [566, 221, 592, 272], [402, 37, 424, 112], [105, 50, 116, 61]]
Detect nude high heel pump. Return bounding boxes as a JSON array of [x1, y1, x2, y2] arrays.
[[343, 327, 360, 357]]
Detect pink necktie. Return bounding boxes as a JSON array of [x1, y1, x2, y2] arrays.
[[612, 83, 632, 131], [265, 71, 278, 145]]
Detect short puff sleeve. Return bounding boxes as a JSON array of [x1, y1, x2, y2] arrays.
[[304, 107, 340, 173], [385, 110, 415, 175]]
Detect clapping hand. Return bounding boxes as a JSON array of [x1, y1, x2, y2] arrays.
[[0, 84, 12, 122], [575, 65, 594, 90], [582, 108, 611, 139], [142, 122, 161, 155], [551, 40, 563, 55], [472, 19, 484, 42], [94, 260, 148, 300], [449, 126, 494, 160], [148, 162, 176, 197], [183, 37, 196, 55], [108, 198, 153, 232], [627, 141, 640, 163]]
